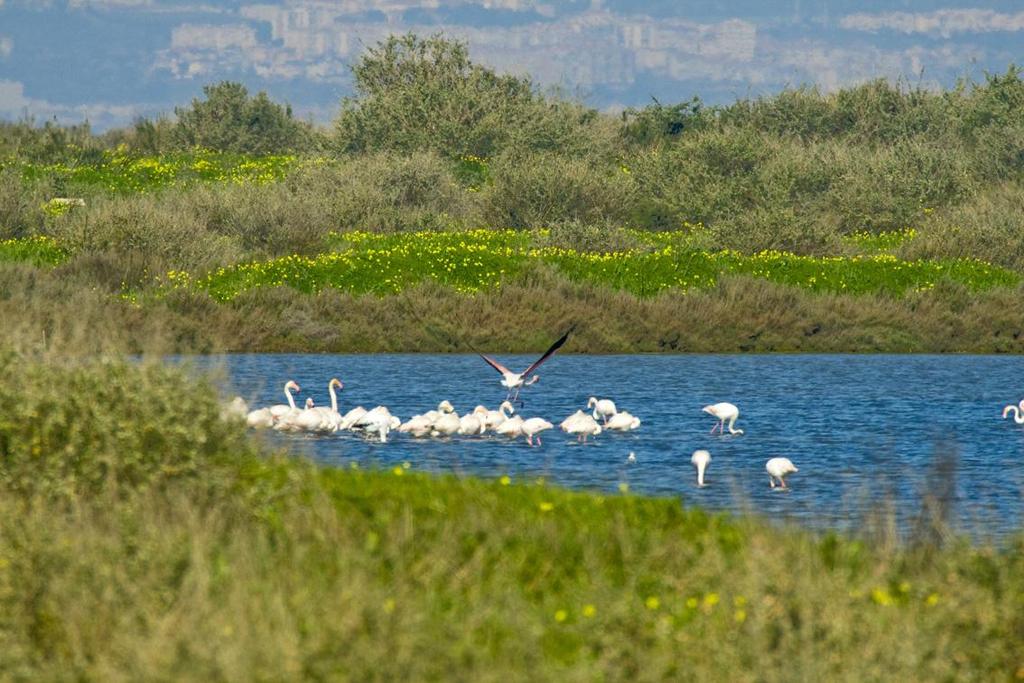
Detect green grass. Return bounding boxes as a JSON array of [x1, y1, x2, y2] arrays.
[[0, 235, 67, 267], [169, 228, 1018, 301], [9, 149, 301, 195], [0, 351, 1021, 679]]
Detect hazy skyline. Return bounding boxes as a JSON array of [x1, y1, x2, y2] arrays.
[[2, 1, 1023, 130]]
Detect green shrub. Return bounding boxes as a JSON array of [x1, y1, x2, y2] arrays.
[[482, 152, 635, 228], [0, 354, 254, 499]]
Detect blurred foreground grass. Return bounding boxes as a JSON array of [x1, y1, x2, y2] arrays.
[[0, 350, 1021, 680]]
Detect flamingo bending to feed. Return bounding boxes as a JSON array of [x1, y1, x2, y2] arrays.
[[562, 411, 602, 442], [605, 411, 641, 431], [338, 406, 368, 430], [691, 450, 711, 487], [521, 417, 554, 446], [588, 397, 617, 424], [354, 406, 400, 443], [766, 457, 798, 489], [703, 402, 743, 435], [1002, 399, 1024, 424], [478, 327, 573, 404], [495, 415, 525, 438]]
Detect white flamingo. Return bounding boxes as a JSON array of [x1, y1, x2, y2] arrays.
[[338, 406, 367, 430], [563, 412, 602, 442], [1002, 399, 1024, 424], [459, 413, 486, 435], [691, 450, 710, 487], [478, 328, 573, 404], [560, 409, 589, 432], [307, 378, 344, 432], [703, 402, 743, 435], [430, 401, 461, 437], [268, 380, 301, 420], [495, 415, 525, 438], [221, 396, 248, 422], [355, 406, 399, 443], [247, 380, 299, 426], [475, 401, 515, 431], [521, 417, 553, 446], [605, 411, 641, 431], [766, 457, 798, 489], [588, 397, 617, 424], [276, 398, 319, 432]]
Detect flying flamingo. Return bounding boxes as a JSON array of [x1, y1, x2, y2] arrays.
[[703, 402, 744, 435], [1002, 399, 1024, 424], [478, 328, 573, 404]]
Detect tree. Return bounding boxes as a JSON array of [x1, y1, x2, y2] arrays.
[[173, 81, 309, 154], [335, 33, 595, 158]]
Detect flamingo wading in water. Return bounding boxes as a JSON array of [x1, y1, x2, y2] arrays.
[[1002, 399, 1024, 424], [703, 402, 744, 435], [478, 328, 573, 404]]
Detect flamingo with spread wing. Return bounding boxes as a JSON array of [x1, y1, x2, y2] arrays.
[[478, 328, 573, 404]]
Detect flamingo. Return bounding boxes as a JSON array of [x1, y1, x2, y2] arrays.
[[562, 411, 602, 442], [268, 380, 301, 420], [338, 406, 368, 430], [458, 412, 486, 435], [588, 397, 617, 424], [276, 398, 319, 432], [399, 415, 435, 437], [1002, 399, 1024, 424], [766, 457, 798, 489], [308, 378, 343, 432], [247, 380, 300, 426], [354, 406, 399, 443], [703, 402, 743, 435], [495, 415, 525, 438], [521, 417, 554, 446], [606, 411, 641, 431], [478, 328, 573, 404], [691, 450, 710, 487], [474, 401, 515, 431], [430, 402, 461, 437], [221, 396, 248, 422]]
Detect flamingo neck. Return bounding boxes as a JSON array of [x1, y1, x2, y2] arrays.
[[285, 384, 297, 410], [328, 382, 338, 413]]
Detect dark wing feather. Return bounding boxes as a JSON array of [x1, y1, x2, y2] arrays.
[[522, 326, 574, 376], [479, 354, 513, 376]]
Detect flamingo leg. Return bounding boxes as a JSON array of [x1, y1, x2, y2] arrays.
[[537, 435, 542, 446]]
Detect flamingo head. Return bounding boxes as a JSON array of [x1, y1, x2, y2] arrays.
[[499, 400, 515, 414], [527, 375, 540, 386], [286, 380, 300, 392], [438, 400, 455, 414], [305, 398, 315, 408], [587, 396, 597, 408], [330, 378, 343, 389]]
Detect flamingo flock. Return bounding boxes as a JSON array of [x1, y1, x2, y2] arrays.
[[227, 328, 811, 490]]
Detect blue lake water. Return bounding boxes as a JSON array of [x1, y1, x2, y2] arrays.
[[185, 354, 1024, 540]]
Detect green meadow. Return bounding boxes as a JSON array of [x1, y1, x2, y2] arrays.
[[0, 353, 1020, 680]]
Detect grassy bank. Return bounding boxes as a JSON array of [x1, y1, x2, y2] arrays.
[[3, 60, 1024, 354], [0, 352, 1021, 680]]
